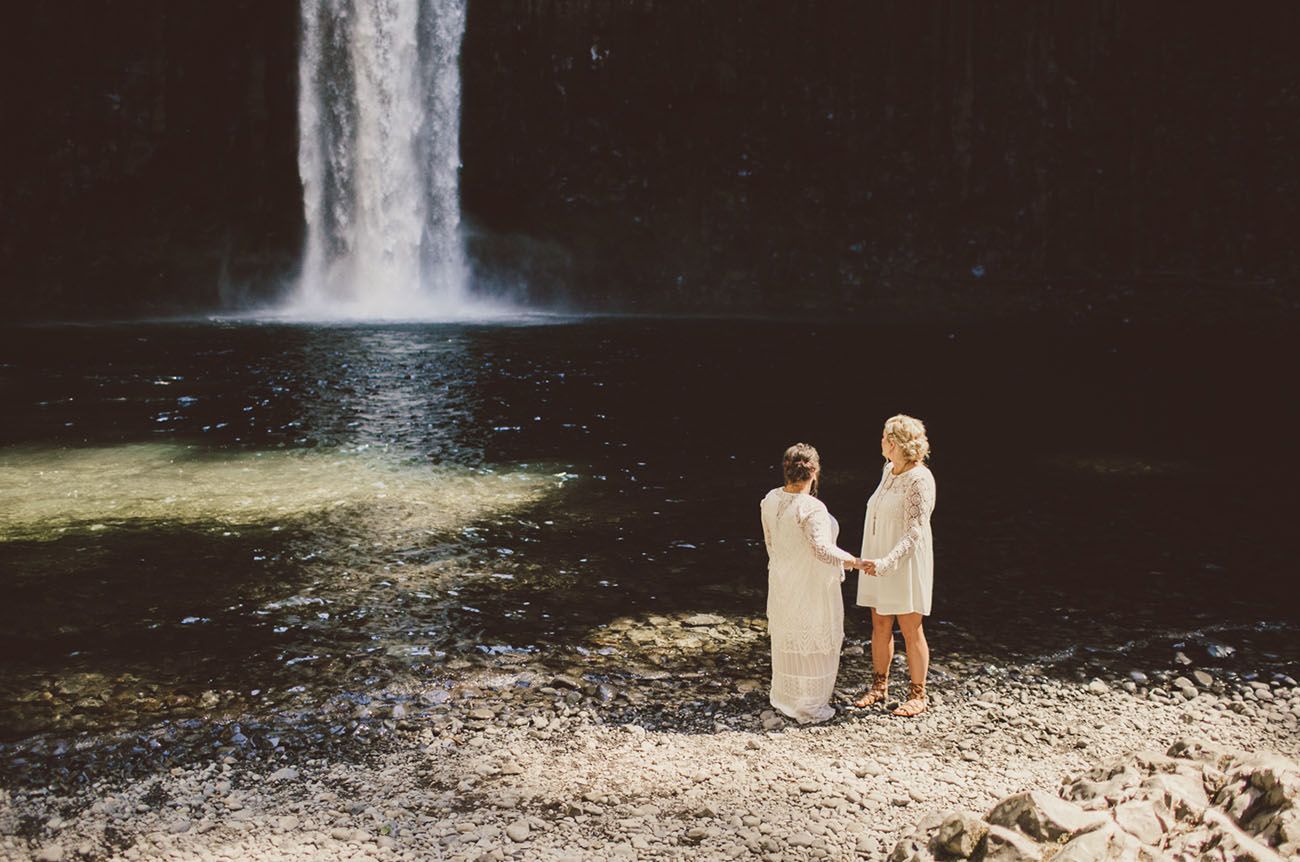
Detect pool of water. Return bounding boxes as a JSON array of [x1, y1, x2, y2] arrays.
[[0, 317, 1296, 747]]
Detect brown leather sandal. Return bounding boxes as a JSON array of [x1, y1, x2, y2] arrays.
[[852, 672, 890, 708], [892, 682, 928, 717]]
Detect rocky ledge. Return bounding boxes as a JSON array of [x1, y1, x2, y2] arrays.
[[893, 741, 1297, 862]]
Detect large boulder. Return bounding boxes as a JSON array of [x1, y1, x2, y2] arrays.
[[1137, 772, 1210, 821], [895, 742, 1300, 862], [986, 790, 1107, 842], [1112, 799, 1168, 845], [980, 825, 1043, 862], [930, 810, 989, 859], [1051, 821, 1143, 862], [889, 836, 936, 862]]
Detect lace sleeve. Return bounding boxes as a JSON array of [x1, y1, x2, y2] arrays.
[[796, 501, 855, 567], [874, 473, 935, 573]]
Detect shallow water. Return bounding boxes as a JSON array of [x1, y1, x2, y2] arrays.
[[0, 318, 1295, 748]]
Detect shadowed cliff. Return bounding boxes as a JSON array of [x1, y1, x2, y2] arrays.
[[2, 1, 1297, 319]]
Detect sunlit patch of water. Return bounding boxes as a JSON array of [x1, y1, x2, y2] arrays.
[[0, 442, 559, 542]]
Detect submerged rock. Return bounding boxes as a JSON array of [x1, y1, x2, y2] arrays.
[[682, 614, 726, 627]]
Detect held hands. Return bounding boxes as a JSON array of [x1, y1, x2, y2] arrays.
[[850, 558, 879, 576]]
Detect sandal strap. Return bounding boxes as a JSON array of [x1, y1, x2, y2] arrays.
[[892, 682, 929, 716], [853, 672, 891, 708]]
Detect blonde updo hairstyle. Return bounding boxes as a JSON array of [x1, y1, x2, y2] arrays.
[[782, 442, 821, 496], [884, 414, 931, 463]]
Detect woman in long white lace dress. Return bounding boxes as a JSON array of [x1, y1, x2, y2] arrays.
[[761, 443, 867, 724], [853, 415, 937, 717]]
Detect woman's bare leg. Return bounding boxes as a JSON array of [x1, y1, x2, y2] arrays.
[[871, 610, 896, 677], [896, 613, 928, 683], [893, 612, 929, 716], [854, 610, 895, 708]]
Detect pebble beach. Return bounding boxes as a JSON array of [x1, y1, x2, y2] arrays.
[[3, 632, 1296, 861]]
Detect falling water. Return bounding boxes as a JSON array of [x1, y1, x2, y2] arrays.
[[291, 0, 478, 318]]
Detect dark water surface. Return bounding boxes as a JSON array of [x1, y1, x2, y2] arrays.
[[0, 318, 1296, 758]]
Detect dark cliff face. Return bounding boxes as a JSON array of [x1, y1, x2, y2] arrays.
[[3, 2, 1298, 319], [1, 2, 301, 318]]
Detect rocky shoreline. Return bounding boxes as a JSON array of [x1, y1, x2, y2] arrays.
[[894, 739, 1298, 862], [1, 636, 1297, 862]]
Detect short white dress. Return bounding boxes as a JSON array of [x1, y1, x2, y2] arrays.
[[760, 489, 853, 723], [856, 463, 937, 616]]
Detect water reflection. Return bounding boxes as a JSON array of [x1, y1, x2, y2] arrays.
[[0, 323, 504, 463]]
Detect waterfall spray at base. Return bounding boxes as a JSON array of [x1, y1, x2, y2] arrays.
[[286, 0, 505, 320]]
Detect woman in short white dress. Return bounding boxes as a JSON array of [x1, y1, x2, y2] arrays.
[[854, 415, 936, 717], [761, 443, 867, 723]]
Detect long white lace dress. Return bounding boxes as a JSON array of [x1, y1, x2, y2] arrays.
[[761, 489, 854, 723], [857, 463, 937, 615]]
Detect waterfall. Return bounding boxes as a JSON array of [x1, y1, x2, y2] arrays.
[[291, 0, 475, 318]]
